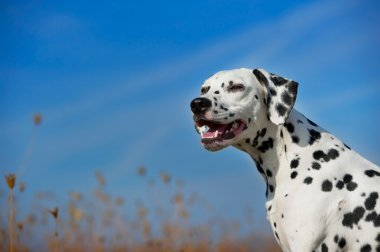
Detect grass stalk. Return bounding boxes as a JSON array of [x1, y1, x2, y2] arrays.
[[5, 174, 16, 252], [54, 217, 59, 252], [9, 188, 15, 252], [49, 207, 59, 252]]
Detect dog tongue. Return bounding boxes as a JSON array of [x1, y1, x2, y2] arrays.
[[202, 124, 229, 139]]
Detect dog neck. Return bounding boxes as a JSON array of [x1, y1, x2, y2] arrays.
[[234, 110, 311, 199]]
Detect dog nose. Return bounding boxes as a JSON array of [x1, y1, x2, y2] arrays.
[[190, 97, 212, 114]]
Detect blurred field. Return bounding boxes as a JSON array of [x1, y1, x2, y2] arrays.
[[1, 171, 281, 252], [0, 115, 281, 252]]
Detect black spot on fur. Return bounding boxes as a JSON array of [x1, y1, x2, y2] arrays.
[[270, 88, 277, 96], [336, 180, 345, 190], [376, 233, 380, 242], [253, 69, 268, 86], [266, 169, 273, 178], [311, 162, 321, 170], [213, 110, 219, 114], [338, 238, 346, 249], [346, 182, 358, 191], [214, 90, 219, 94], [270, 75, 288, 86], [304, 177, 313, 184], [269, 185, 274, 193], [308, 129, 321, 145], [365, 169, 380, 177], [342, 206, 365, 229], [276, 103, 287, 117], [255, 161, 265, 174], [281, 91, 293, 106], [322, 180, 333, 192], [220, 105, 228, 111], [290, 159, 299, 169], [343, 174, 353, 183], [333, 236, 347, 249], [292, 136, 299, 143], [229, 113, 235, 117], [334, 235, 339, 243], [365, 211, 380, 227], [360, 244, 372, 252], [221, 82, 225, 88], [275, 231, 280, 241], [287, 81, 298, 96], [290, 171, 298, 179], [284, 122, 295, 133], [335, 174, 358, 191], [258, 138, 274, 153], [260, 128, 267, 137], [328, 149, 340, 160], [365, 192, 379, 211], [252, 133, 260, 147], [321, 243, 328, 252], [313, 149, 340, 162]]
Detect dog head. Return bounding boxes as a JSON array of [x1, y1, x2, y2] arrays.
[[190, 68, 298, 151]]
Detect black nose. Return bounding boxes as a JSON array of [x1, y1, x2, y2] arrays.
[[190, 97, 212, 114]]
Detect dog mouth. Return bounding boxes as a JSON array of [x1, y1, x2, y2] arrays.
[[195, 119, 247, 147]]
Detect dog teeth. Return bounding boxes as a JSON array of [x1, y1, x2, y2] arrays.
[[232, 122, 239, 129], [202, 130, 218, 139]]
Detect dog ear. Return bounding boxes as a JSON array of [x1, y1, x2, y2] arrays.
[[253, 68, 298, 125]]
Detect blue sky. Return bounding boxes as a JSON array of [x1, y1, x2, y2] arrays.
[[1, 0, 380, 237]]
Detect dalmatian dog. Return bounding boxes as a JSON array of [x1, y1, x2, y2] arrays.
[[190, 68, 380, 252]]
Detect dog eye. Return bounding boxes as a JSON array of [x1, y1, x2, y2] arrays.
[[228, 84, 245, 92], [201, 86, 210, 94]]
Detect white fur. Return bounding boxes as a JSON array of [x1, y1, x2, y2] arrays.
[[192, 68, 380, 252]]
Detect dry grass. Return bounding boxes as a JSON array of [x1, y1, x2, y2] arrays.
[[4, 174, 16, 252], [0, 169, 281, 252], [0, 114, 281, 252]]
